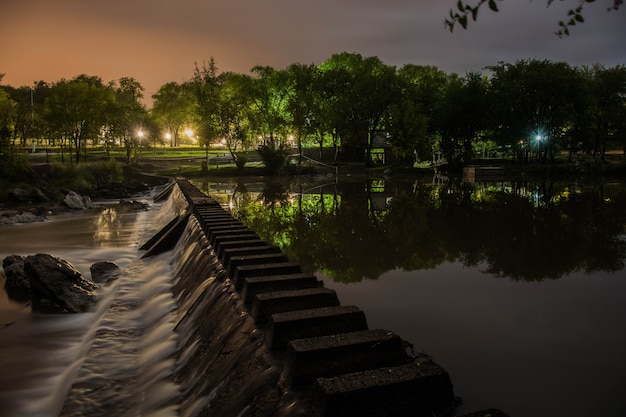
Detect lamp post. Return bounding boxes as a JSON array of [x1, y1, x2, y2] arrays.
[[137, 130, 144, 160]]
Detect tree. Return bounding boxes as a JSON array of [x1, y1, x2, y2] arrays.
[[0, 87, 17, 143], [43, 75, 113, 163], [438, 72, 490, 166], [214, 72, 255, 169], [446, 0, 623, 36], [396, 64, 451, 164], [487, 59, 581, 162], [386, 98, 429, 167], [285, 63, 318, 163], [318, 53, 399, 165], [573, 64, 626, 158], [244, 65, 292, 148], [106, 77, 147, 164], [151, 82, 195, 146], [192, 59, 222, 167]]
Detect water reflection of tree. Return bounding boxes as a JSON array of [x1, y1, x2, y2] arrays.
[[92, 207, 123, 246], [235, 179, 626, 283]]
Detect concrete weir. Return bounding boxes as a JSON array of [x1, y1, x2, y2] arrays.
[[145, 179, 506, 417]]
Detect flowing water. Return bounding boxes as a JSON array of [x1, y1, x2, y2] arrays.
[[0, 184, 186, 417]]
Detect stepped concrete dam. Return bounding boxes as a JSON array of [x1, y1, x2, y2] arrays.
[[136, 178, 507, 417]]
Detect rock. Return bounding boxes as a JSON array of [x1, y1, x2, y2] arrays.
[[24, 254, 99, 313], [0, 211, 47, 225], [7, 187, 49, 203], [119, 199, 149, 212], [90, 261, 121, 284], [63, 191, 95, 210], [2, 255, 31, 300], [7, 188, 31, 203]]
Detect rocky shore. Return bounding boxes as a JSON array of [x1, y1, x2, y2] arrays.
[[1, 172, 170, 225]]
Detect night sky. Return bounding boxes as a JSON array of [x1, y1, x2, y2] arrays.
[[2, 0, 625, 101]]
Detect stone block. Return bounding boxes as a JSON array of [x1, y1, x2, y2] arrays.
[[242, 273, 320, 304], [226, 253, 289, 278], [221, 246, 282, 269], [283, 329, 411, 386], [251, 287, 339, 322], [216, 239, 268, 262], [269, 305, 368, 350], [309, 359, 455, 417], [232, 262, 302, 291]]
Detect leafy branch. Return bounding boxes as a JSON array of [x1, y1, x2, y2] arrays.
[[445, 0, 623, 36]]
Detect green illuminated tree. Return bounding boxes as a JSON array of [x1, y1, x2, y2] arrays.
[[244, 65, 292, 148], [285, 62, 318, 162], [107, 77, 147, 164], [216, 72, 255, 168], [151, 81, 196, 146], [43, 75, 114, 163], [318, 53, 399, 165]]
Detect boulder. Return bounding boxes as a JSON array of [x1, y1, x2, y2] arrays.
[[2, 255, 31, 300], [7, 187, 49, 204], [24, 254, 99, 313], [63, 191, 94, 210], [90, 261, 121, 284]]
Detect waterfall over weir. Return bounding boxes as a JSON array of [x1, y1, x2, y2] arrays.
[[2, 179, 471, 417]]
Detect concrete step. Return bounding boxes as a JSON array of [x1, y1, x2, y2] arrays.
[[241, 273, 320, 304], [226, 252, 289, 278], [282, 329, 411, 386], [309, 359, 455, 417], [232, 262, 302, 290], [251, 287, 339, 323], [216, 239, 269, 263], [221, 246, 282, 270], [208, 229, 254, 247], [268, 305, 368, 350]]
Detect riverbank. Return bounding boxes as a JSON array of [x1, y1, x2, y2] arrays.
[[3, 151, 626, 219], [0, 164, 170, 223]]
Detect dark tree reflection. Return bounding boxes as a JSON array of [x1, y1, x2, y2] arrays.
[[229, 178, 626, 283]]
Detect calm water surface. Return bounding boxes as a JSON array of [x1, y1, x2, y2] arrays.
[[195, 176, 626, 417]]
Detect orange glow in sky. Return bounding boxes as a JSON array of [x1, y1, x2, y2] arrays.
[[2, 0, 624, 105]]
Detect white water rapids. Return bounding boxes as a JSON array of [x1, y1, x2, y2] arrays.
[[0, 184, 187, 417]]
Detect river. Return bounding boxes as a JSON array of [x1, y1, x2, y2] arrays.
[[193, 175, 626, 417], [1, 175, 625, 417]]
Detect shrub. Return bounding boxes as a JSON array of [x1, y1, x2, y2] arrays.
[[257, 145, 290, 175]]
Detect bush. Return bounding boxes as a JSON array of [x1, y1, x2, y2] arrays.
[[257, 145, 290, 175], [48, 160, 124, 195]]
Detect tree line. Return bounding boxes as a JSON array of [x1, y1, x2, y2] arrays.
[[1, 54, 625, 173]]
